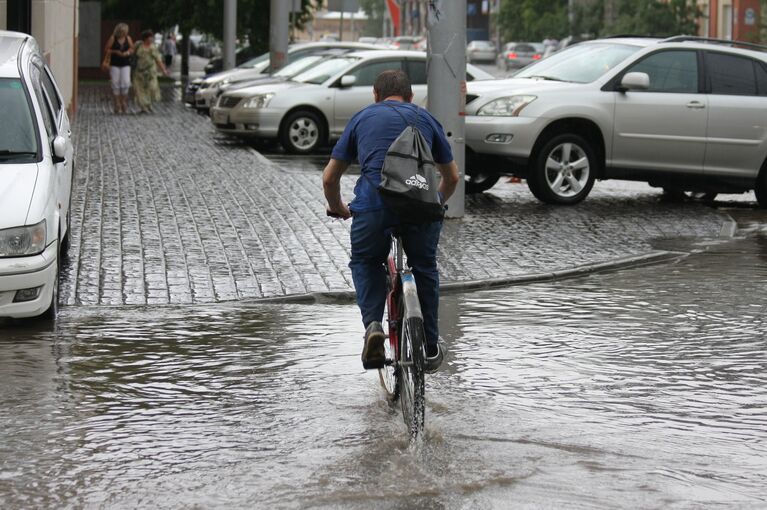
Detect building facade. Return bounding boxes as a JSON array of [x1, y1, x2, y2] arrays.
[[697, 0, 762, 40], [1, 0, 79, 113]]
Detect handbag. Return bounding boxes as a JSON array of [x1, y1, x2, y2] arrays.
[[100, 51, 111, 73]]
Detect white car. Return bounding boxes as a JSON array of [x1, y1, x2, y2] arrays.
[[0, 31, 74, 319], [209, 50, 494, 153], [464, 36, 767, 205], [190, 42, 382, 111]]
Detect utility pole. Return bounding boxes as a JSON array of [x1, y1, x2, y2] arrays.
[[427, 0, 466, 218], [270, 0, 290, 72], [223, 0, 236, 70]]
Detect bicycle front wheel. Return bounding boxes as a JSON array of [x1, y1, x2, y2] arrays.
[[399, 316, 426, 440]]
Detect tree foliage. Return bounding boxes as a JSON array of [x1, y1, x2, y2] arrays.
[[100, 0, 322, 54], [499, 0, 701, 43], [359, 0, 386, 37], [498, 0, 569, 42], [609, 0, 700, 37]]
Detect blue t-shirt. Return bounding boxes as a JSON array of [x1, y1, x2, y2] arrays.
[[330, 100, 454, 213]]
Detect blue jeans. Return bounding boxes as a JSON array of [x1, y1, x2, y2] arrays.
[[349, 208, 442, 346]]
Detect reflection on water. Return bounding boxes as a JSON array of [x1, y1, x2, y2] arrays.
[[1, 235, 766, 508]]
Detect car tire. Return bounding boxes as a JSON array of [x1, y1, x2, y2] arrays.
[[527, 133, 596, 205], [41, 241, 60, 320], [280, 110, 326, 155], [755, 167, 767, 208], [465, 171, 500, 194]]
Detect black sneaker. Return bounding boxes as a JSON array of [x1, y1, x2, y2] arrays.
[[425, 337, 446, 373], [361, 321, 386, 370]]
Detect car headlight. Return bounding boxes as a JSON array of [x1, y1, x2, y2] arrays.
[[242, 93, 275, 109], [477, 95, 537, 116], [0, 220, 46, 257]]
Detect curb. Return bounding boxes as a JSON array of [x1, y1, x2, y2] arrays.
[[252, 250, 689, 305]]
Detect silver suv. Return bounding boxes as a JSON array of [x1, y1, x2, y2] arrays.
[[464, 36, 767, 206]]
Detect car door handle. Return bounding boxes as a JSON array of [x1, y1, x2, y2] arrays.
[[686, 101, 706, 109]]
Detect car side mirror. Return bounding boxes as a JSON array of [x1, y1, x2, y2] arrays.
[[340, 75, 357, 88], [52, 136, 67, 163], [620, 72, 650, 92]]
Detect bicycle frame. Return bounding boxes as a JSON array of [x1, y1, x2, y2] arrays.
[[385, 235, 424, 366]]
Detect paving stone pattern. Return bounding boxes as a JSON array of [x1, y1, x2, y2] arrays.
[[62, 85, 732, 306]]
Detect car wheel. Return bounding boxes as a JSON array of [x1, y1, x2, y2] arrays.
[[280, 110, 325, 155], [465, 171, 500, 194], [528, 133, 596, 205], [755, 168, 767, 208], [41, 242, 60, 320]]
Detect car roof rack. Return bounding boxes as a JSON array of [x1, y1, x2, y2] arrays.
[[605, 34, 662, 39], [662, 35, 767, 52]]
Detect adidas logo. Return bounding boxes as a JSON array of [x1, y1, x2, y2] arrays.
[[405, 174, 429, 190]]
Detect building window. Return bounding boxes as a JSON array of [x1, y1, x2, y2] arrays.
[[7, 0, 32, 34]]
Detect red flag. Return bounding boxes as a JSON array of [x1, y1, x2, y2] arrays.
[[386, 0, 401, 36]]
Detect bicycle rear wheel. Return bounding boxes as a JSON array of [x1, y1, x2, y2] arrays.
[[378, 322, 400, 402], [399, 316, 426, 440]]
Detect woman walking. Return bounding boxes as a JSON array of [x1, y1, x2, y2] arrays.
[[103, 23, 133, 113], [133, 30, 169, 113]]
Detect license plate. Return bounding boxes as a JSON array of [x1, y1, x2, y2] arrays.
[[212, 110, 228, 125]]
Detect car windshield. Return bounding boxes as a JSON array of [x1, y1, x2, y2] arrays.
[[238, 52, 269, 69], [0, 79, 38, 162], [292, 56, 359, 84], [515, 42, 641, 83], [472, 41, 494, 48], [273, 55, 327, 78]]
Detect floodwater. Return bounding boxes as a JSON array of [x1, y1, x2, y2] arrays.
[[1, 229, 766, 508]]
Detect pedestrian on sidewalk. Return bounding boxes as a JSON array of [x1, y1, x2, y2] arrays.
[[133, 30, 169, 113], [103, 23, 134, 114], [322, 69, 459, 372], [161, 34, 177, 70]]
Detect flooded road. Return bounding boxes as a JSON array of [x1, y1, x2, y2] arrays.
[[2, 228, 766, 508]]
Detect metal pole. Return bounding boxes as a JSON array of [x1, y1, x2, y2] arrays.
[[340, 9, 344, 41], [270, 0, 290, 72], [427, 0, 466, 218], [223, 0, 236, 70]]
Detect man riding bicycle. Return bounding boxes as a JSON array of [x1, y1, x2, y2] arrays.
[[322, 69, 459, 373]]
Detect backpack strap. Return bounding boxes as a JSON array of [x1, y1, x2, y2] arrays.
[[382, 101, 420, 129]]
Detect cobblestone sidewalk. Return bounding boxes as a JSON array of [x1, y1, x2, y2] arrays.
[[61, 85, 733, 306]]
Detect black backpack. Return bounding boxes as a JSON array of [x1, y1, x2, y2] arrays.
[[377, 104, 444, 223]]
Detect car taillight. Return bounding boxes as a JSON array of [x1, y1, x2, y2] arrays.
[[533, 54, 542, 60], [507, 52, 517, 59]]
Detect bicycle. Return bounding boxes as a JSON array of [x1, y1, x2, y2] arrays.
[[377, 230, 427, 441], [326, 212, 427, 440]]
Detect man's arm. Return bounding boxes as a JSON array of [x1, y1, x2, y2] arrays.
[[322, 158, 352, 219], [436, 161, 460, 203]]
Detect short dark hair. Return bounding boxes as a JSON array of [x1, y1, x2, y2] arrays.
[[373, 70, 413, 101], [141, 29, 154, 41]]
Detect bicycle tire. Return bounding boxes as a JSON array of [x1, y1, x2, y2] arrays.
[[378, 321, 400, 402], [379, 262, 401, 401], [399, 315, 426, 440]]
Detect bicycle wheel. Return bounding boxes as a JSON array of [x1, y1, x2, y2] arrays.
[[378, 320, 400, 402], [399, 316, 426, 440]]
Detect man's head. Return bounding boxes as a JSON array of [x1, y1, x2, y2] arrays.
[[373, 69, 413, 103]]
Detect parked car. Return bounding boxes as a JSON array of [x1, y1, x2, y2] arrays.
[[209, 50, 492, 154], [496, 42, 544, 71], [391, 36, 423, 50], [467, 40, 497, 63], [0, 31, 74, 319], [463, 36, 767, 207], [188, 42, 382, 111], [204, 45, 259, 75]]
